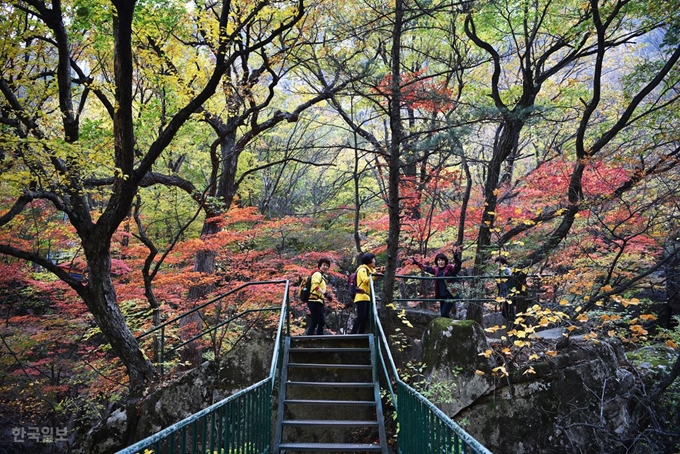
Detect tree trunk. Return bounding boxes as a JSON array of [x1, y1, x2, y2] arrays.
[[383, 0, 405, 305], [81, 238, 157, 396], [457, 153, 472, 248], [353, 128, 363, 254], [467, 119, 523, 323], [182, 130, 239, 367], [182, 220, 220, 368]]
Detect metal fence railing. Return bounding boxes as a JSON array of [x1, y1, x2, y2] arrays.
[[391, 272, 546, 310], [117, 275, 495, 454], [368, 277, 493, 454], [136, 281, 287, 374], [116, 279, 290, 454]]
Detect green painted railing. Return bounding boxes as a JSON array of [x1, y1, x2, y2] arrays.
[[118, 275, 495, 454], [136, 281, 288, 374], [368, 277, 494, 454], [117, 279, 290, 454]]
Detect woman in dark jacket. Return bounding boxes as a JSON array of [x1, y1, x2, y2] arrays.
[[413, 251, 462, 318]]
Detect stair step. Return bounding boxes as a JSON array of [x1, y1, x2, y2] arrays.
[[288, 363, 372, 369], [289, 347, 371, 353], [284, 399, 376, 406], [292, 334, 371, 341], [287, 381, 373, 387], [279, 442, 383, 451], [282, 419, 378, 427], [276, 335, 386, 454]]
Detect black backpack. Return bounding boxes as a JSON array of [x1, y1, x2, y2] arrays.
[[299, 275, 313, 302], [348, 271, 358, 299]]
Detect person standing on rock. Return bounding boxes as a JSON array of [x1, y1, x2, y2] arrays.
[[412, 247, 462, 318]]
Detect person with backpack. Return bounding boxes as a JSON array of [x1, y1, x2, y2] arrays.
[[412, 248, 462, 318], [303, 258, 333, 335], [350, 253, 382, 334]]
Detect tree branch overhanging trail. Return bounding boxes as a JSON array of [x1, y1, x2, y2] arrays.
[[522, 4, 680, 268], [1, 0, 680, 450], [0, 0, 308, 396]]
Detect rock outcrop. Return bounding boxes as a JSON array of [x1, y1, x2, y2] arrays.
[[77, 330, 275, 454], [417, 317, 646, 454]]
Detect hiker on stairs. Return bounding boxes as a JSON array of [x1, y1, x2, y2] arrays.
[[306, 258, 333, 335]]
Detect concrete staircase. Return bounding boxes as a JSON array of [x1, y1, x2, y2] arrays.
[[274, 334, 388, 453]]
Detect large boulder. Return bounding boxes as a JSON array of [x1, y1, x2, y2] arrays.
[[419, 318, 496, 415], [215, 329, 275, 398], [77, 329, 276, 453], [457, 340, 637, 454], [77, 360, 219, 454], [417, 318, 641, 454]]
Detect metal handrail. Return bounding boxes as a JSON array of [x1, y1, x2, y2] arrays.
[[158, 307, 280, 368], [394, 273, 546, 280], [136, 280, 288, 374], [117, 274, 495, 453], [116, 280, 290, 454], [369, 277, 493, 454], [391, 272, 544, 314], [137, 280, 288, 339]]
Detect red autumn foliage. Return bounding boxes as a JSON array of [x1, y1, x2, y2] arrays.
[[373, 69, 456, 113]]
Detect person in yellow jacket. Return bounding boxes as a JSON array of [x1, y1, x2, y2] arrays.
[[350, 253, 383, 334], [306, 258, 333, 335]]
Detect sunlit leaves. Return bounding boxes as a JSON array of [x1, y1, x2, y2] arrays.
[[629, 325, 648, 337], [492, 365, 508, 376], [483, 303, 571, 378], [484, 325, 504, 333], [478, 349, 493, 358], [575, 313, 589, 322], [617, 297, 641, 308], [583, 332, 598, 341]]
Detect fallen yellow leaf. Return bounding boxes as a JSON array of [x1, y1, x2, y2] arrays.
[[492, 365, 508, 376]]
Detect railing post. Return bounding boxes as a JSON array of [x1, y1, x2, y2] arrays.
[[286, 287, 291, 336], [160, 325, 165, 376]]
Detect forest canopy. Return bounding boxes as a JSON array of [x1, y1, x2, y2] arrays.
[[0, 0, 679, 451]]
